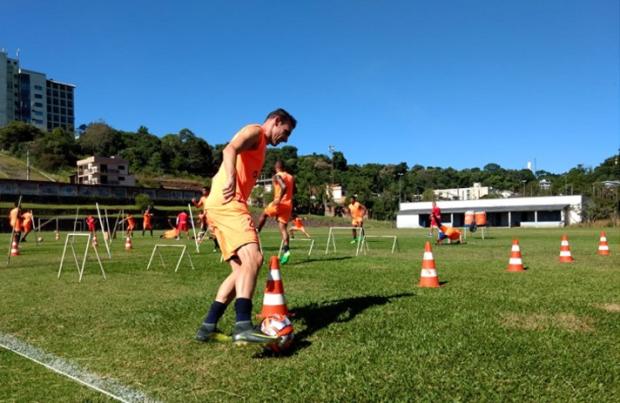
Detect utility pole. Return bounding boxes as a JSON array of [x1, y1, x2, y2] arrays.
[[26, 149, 30, 180]]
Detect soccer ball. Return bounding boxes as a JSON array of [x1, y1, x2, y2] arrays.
[[260, 314, 295, 353], [37, 237, 44, 242]]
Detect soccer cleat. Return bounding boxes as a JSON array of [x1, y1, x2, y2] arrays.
[[195, 325, 231, 343], [350, 239, 357, 244], [280, 250, 291, 264], [232, 323, 279, 345]]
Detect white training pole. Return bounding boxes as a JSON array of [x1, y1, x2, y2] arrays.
[[187, 204, 200, 253], [72, 207, 80, 233], [58, 233, 106, 282], [96, 203, 111, 259]]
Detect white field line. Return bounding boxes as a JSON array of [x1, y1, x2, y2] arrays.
[[0, 332, 158, 403]]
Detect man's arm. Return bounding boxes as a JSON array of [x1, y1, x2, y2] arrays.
[[273, 175, 286, 204], [220, 126, 262, 203]]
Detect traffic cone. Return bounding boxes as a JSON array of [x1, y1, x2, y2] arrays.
[[507, 239, 525, 272], [92, 233, 98, 247], [597, 231, 610, 256], [559, 235, 574, 263], [10, 239, 19, 256], [55, 230, 60, 241], [125, 236, 132, 250], [419, 241, 440, 288], [257, 256, 289, 318]]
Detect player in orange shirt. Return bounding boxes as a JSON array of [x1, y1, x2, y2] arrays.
[[437, 225, 462, 245], [192, 187, 219, 250], [347, 195, 367, 244], [195, 108, 296, 345], [9, 202, 22, 245], [289, 214, 311, 239], [257, 160, 295, 264], [142, 207, 154, 237], [119, 213, 136, 238], [20, 210, 34, 242]]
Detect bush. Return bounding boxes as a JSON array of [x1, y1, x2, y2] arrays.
[[135, 193, 152, 212]]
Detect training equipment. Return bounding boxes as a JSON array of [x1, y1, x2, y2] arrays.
[[279, 238, 315, 258], [325, 226, 366, 256], [559, 235, 574, 263], [597, 231, 610, 256], [419, 241, 440, 288], [124, 236, 132, 250], [92, 234, 98, 247], [260, 314, 295, 353], [257, 256, 290, 318], [358, 234, 399, 254], [58, 233, 106, 282], [55, 230, 60, 241], [146, 244, 195, 272], [507, 239, 525, 272], [10, 240, 19, 257], [37, 237, 43, 243]]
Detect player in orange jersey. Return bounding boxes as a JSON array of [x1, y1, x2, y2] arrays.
[[85, 215, 97, 234], [436, 225, 462, 245], [195, 108, 296, 345], [119, 213, 136, 238], [20, 209, 34, 242], [9, 202, 22, 245], [289, 214, 311, 239], [142, 207, 154, 237], [257, 160, 295, 264], [347, 195, 367, 244]]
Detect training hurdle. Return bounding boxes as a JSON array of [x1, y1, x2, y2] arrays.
[[359, 235, 399, 254], [278, 238, 315, 257], [146, 244, 195, 272], [58, 233, 106, 283], [325, 226, 366, 256]]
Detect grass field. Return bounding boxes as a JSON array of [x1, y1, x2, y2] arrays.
[[0, 226, 618, 402]]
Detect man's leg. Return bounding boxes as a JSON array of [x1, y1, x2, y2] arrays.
[[279, 221, 291, 264], [196, 270, 237, 342], [351, 225, 358, 243], [256, 212, 268, 232]]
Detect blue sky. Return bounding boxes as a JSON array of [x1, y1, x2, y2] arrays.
[[2, 0, 618, 173]]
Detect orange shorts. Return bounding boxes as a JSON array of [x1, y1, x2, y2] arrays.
[[352, 218, 363, 227], [264, 202, 292, 224], [206, 200, 258, 260]]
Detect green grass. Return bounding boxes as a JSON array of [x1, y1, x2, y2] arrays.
[[0, 227, 618, 401]]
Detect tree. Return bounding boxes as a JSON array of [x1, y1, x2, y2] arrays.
[[0, 121, 43, 155], [78, 122, 123, 156], [30, 128, 78, 170]]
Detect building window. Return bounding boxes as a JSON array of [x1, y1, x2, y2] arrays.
[[34, 85, 43, 90], [118, 176, 125, 181], [34, 93, 43, 99], [34, 102, 43, 107]]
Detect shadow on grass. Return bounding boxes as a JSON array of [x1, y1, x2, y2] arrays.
[[286, 256, 353, 266], [256, 292, 414, 358]]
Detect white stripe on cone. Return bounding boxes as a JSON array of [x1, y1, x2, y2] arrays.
[[420, 269, 437, 278], [599, 245, 609, 251], [262, 293, 286, 305], [560, 251, 572, 257], [511, 245, 520, 252], [561, 241, 569, 246], [509, 258, 522, 265], [600, 236, 607, 242], [268, 270, 281, 281], [423, 252, 434, 260]]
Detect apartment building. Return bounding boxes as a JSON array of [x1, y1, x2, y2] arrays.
[[76, 156, 135, 186], [0, 50, 75, 132]]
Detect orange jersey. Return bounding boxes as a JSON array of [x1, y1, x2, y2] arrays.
[[273, 171, 294, 205], [143, 212, 152, 226], [440, 225, 461, 240], [349, 202, 365, 220], [9, 208, 22, 230], [22, 212, 32, 226], [207, 124, 267, 205], [294, 217, 304, 229], [196, 195, 209, 210], [127, 216, 136, 229]]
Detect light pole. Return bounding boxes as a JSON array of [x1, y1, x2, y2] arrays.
[[521, 180, 526, 197], [328, 145, 336, 185], [398, 173, 404, 202]]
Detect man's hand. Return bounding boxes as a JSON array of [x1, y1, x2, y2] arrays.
[[222, 175, 236, 204]]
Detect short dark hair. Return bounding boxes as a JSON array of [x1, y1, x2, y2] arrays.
[[266, 108, 297, 129]]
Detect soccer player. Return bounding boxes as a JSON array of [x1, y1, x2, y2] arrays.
[[347, 195, 367, 244], [192, 187, 219, 250], [85, 215, 97, 235], [195, 108, 296, 345], [142, 207, 154, 237], [429, 201, 442, 238], [289, 214, 311, 239], [257, 160, 294, 264], [176, 210, 189, 240], [436, 225, 462, 245], [20, 209, 34, 242], [9, 202, 22, 245]]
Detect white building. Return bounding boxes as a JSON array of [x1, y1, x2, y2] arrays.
[[397, 195, 583, 228], [434, 182, 489, 201], [76, 156, 135, 186]]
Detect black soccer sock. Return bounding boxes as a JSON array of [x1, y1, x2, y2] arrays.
[[204, 301, 227, 325], [234, 298, 252, 323], [283, 244, 289, 253]]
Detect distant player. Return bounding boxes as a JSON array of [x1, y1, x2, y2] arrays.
[[436, 225, 462, 245], [119, 213, 136, 238], [176, 210, 189, 240], [20, 209, 33, 242], [257, 160, 295, 264], [429, 201, 442, 238], [289, 214, 311, 239], [142, 207, 154, 237], [85, 215, 97, 235], [9, 202, 22, 245], [347, 195, 367, 244], [195, 108, 296, 345], [192, 187, 219, 250]]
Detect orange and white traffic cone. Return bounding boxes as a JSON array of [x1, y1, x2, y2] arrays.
[[507, 239, 525, 272], [257, 256, 290, 318], [92, 233, 98, 247], [559, 235, 574, 263], [125, 236, 132, 250], [55, 230, 60, 241], [597, 231, 610, 256], [419, 241, 440, 288], [10, 239, 19, 256]]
